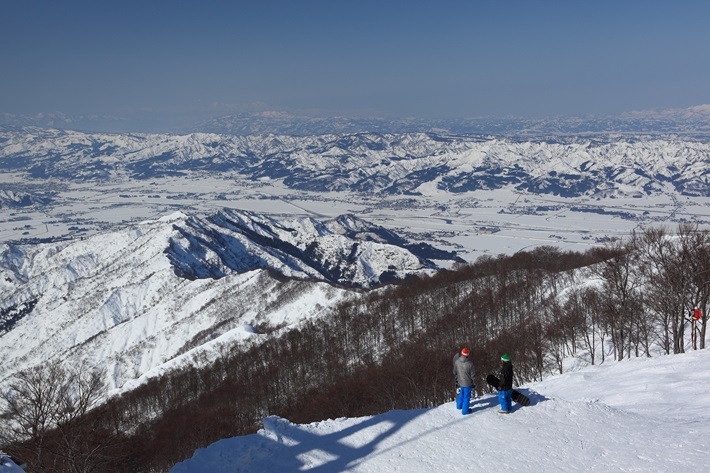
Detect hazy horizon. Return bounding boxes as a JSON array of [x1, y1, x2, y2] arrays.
[[2, 1, 710, 131]]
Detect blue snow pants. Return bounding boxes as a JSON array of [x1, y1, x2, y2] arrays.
[[456, 385, 473, 414], [498, 389, 512, 412]]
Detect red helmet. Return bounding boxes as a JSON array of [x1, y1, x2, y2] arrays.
[[461, 348, 470, 357]]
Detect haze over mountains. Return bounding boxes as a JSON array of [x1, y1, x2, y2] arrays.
[[2, 105, 710, 138]]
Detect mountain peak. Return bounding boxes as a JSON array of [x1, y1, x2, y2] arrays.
[[167, 209, 455, 287], [0, 209, 457, 394]]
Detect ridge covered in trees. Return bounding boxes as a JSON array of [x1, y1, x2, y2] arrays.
[[1, 224, 708, 473]]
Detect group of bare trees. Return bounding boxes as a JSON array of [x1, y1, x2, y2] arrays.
[[555, 223, 710, 365], [1, 224, 708, 472], [0, 361, 126, 473]]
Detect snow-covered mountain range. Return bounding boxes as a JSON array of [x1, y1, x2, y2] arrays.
[[2, 127, 709, 198], [0, 209, 455, 393], [189, 105, 710, 139], [1, 122, 709, 406], [1, 120, 709, 471]]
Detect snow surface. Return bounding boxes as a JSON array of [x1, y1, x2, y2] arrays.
[[0, 456, 23, 473], [169, 348, 710, 473]]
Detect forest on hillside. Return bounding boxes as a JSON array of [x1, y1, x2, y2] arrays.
[[2, 223, 709, 473]]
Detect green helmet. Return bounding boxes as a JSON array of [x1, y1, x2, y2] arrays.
[[501, 353, 511, 362]]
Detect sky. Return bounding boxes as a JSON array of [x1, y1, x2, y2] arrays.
[[167, 347, 710, 473], [2, 0, 710, 128]]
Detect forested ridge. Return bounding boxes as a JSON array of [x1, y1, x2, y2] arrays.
[[2, 224, 709, 473]]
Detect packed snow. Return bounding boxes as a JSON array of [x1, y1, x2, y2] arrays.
[[170, 347, 710, 473], [0, 455, 24, 473]]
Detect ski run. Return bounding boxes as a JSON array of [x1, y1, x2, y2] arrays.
[[169, 347, 710, 473]]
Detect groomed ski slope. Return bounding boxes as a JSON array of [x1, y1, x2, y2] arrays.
[[170, 348, 710, 473]]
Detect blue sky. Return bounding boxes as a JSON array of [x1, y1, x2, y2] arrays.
[[2, 0, 709, 125]]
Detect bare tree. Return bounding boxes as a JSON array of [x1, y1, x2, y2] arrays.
[[638, 224, 710, 353], [0, 361, 66, 471], [564, 286, 604, 365], [590, 238, 643, 361], [677, 223, 710, 350], [0, 360, 112, 473]]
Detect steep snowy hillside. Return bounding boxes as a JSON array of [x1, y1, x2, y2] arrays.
[[0, 210, 450, 392], [1, 128, 709, 197], [167, 210, 459, 285], [169, 348, 710, 473]]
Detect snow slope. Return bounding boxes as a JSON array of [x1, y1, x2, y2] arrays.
[[0, 456, 23, 473], [170, 348, 710, 473]]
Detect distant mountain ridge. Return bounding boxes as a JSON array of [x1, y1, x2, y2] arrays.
[[190, 107, 710, 139], [2, 105, 710, 137], [1, 127, 709, 197]]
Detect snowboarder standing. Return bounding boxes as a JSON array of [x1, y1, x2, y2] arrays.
[[497, 353, 513, 414], [453, 347, 476, 415]]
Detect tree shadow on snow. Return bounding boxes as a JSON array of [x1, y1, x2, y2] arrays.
[[472, 394, 500, 411], [173, 394, 553, 472], [172, 409, 431, 473], [253, 409, 430, 472]]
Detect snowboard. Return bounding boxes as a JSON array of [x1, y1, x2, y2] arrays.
[[486, 374, 531, 407]]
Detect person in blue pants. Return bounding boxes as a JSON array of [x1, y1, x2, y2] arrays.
[[497, 353, 513, 414], [453, 347, 476, 415]]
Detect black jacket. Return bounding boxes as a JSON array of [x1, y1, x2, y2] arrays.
[[498, 361, 513, 391]]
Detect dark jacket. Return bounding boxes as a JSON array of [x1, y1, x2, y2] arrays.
[[453, 353, 476, 388], [498, 361, 513, 391]]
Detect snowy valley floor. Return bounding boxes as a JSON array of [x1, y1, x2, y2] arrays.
[[170, 349, 710, 473]]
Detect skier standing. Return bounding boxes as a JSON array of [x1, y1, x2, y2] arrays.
[[497, 353, 513, 414], [453, 347, 476, 415]]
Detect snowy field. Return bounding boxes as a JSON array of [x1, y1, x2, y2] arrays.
[[169, 346, 710, 473], [2, 174, 709, 261]]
